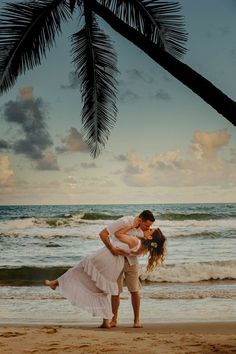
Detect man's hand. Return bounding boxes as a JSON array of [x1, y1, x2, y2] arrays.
[[110, 246, 130, 256]]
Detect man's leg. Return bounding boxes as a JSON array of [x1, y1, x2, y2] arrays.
[[124, 260, 143, 328], [110, 269, 124, 327], [131, 291, 142, 328]]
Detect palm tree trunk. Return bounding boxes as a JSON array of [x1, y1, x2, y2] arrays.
[[92, 0, 236, 126]]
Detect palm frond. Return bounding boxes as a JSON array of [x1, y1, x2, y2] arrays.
[[71, 13, 118, 158], [98, 0, 187, 59], [69, 0, 80, 14], [0, 0, 71, 94]]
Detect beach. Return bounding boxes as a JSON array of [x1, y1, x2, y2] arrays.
[[0, 322, 236, 354], [0, 203, 236, 352]]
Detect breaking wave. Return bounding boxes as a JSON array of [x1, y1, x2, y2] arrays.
[[1, 261, 236, 286], [140, 260, 236, 283]]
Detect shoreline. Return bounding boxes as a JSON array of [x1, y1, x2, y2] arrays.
[[1, 321, 236, 333], [0, 322, 235, 354]]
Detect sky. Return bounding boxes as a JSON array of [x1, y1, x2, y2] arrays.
[[0, 0, 236, 205]]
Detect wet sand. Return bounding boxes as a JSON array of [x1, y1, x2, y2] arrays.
[[0, 322, 235, 354]]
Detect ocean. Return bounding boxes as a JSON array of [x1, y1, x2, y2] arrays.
[[0, 203, 235, 325]]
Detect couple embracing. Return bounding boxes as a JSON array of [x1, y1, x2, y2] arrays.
[[45, 210, 166, 328]]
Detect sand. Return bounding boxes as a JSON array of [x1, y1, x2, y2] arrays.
[[0, 322, 235, 354]]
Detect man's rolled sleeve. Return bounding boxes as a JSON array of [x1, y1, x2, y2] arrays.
[[106, 216, 132, 235]]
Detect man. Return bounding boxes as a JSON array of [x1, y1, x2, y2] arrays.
[[99, 210, 155, 328]]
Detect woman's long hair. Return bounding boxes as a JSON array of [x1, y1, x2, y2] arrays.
[[141, 228, 167, 272]]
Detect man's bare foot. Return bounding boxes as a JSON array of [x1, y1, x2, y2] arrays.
[[109, 319, 117, 328], [133, 321, 143, 328], [45, 279, 58, 290], [99, 320, 111, 329]]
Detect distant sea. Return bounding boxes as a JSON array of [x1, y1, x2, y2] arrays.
[[0, 203, 236, 325]]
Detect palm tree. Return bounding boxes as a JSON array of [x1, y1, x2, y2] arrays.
[[0, 0, 235, 158]]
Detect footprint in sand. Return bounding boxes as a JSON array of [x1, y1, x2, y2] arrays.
[[41, 326, 58, 334], [46, 348, 58, 352], [61, 345, 90, 350], [0, 331, 25, 337]]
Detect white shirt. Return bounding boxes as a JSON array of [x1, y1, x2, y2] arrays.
[[106, 216, 144, 265]]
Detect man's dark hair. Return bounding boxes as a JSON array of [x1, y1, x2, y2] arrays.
[[139, 210, 155, 222]]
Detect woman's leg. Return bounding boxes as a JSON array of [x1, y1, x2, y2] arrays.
[[45, 279, 58, 290], [99, 319, 111, 329]]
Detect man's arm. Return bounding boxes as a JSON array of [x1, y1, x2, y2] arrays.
[[99, 228, 129, 256]]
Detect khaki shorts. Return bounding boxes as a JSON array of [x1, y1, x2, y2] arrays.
[[117, 258, 141, 294]]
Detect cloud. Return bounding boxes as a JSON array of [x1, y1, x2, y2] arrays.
[[64, 175, 78, 191], [119, 89, 140, 104], [162, 73, 172, 82], [2, 87, 53, 160], [126, 69, 154, 84], [154, 89, 171, 101], [60, 72, 80, 90], [34, 152, 59, 170], [64, 176, 78, 185], [19, 87, 34, 100], [228, 148, 236, 163], [56, 127, 89, 153], [218, 26, 230, 36], [191, 129, 230, 159], [118, 69, 155, 104], [64, 166, 78, 173], [114, 154, 127, 161], [0, 140, 10, 150], [112, 169, 123, 175], [0, 155, 15, 188], [81, 162, 97, 168], [123, 129, 236, 187]]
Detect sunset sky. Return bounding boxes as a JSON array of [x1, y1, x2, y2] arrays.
[[0, 0, 236, 205]]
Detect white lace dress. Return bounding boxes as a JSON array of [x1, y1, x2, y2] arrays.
[[57, 239, 141, 319]]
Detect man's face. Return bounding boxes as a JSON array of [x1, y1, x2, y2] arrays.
[[139, 219, 153, 232]]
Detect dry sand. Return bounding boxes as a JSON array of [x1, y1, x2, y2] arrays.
[[0, 322, 235, 354]]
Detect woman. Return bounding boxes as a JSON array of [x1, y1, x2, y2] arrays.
[[45, 222, 166, 328]]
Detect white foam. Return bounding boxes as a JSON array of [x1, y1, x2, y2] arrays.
[[140, 261, 236, 283]]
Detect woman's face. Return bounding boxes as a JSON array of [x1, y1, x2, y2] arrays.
[[143, 228, 155, 239]]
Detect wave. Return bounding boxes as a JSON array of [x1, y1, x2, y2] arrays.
[[1, 223, 235, 240], [139, 260, 236, 283], [0, 212, 122, 229], [0, 288, 235, 301], [167, 230, 236, 239], [158, 213, 218, 220], [81, 212, 123, 220], [1, 261, 236, 286], [143, 290, 236, 300], [158, 212, 236, 220], [0, 266, 71, 286]]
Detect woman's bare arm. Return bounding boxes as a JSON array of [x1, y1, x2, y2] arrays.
[[114, 225, 139, 249]]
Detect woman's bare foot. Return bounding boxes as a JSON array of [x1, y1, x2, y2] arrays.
[[133, 321, 143, 328], [99, 319, 111, 329], [45, 279, 58, 290]]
